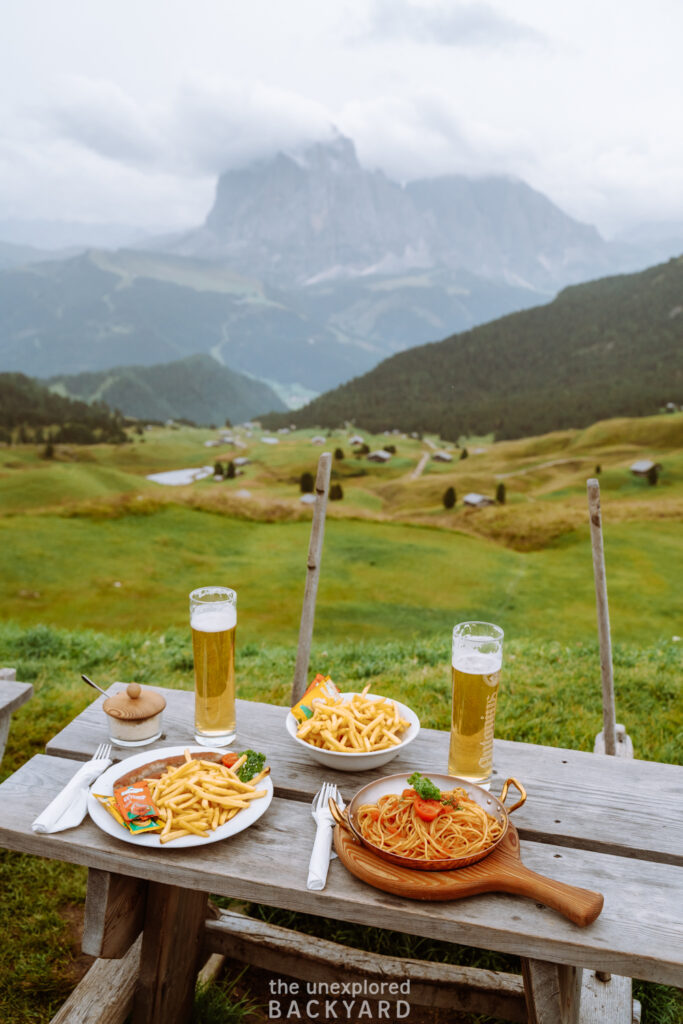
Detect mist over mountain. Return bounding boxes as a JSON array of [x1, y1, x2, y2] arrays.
[[612, 220, 683, 270], [0, 218, 159, 252], [0, 240, 54, 271]]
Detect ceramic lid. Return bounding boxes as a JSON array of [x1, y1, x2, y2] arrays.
[[103, 683, 166, 721]]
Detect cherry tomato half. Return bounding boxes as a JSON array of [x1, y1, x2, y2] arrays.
[[221, 752, 239, 768], [413, 799, 444, 822], [402, 788, 418, 800]]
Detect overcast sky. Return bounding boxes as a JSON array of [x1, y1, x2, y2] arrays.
[[1, 0, 682, 238]]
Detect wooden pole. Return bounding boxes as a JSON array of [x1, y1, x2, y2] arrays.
[[290, 452, 332, 704], [586, 479, 617, 756]]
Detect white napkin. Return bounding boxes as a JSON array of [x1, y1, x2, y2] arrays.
[[307, 799, 343, 891], [32, 757, 112, 834]]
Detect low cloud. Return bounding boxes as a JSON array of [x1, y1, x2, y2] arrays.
[[169, 79, 336, 175], [34, 77, 336, 178], [0, 133, 212, 227], [359, 0, 547, 48], [3, 72, 682, 236], [339, 91, 532, 184], [41, 78, 163, 167]]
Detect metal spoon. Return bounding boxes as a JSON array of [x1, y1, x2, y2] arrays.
[[81, 674, 109, 699]]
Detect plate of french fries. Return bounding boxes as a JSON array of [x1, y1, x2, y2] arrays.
[[87, 746, 273, 847], [286, 688, 420, 771]]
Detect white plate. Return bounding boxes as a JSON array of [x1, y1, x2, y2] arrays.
[[87, 745, 273, 848], [286, 693, 420, 771]]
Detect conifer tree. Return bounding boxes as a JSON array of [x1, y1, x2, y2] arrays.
[[300, 471, 314, 493], [443, 486, 456, 509]]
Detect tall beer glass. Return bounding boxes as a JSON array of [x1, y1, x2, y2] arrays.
[[448, 621, 503, 785], [190, 586, 237, 746]]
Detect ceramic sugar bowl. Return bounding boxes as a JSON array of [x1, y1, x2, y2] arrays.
[[103, 683, 166, 747]]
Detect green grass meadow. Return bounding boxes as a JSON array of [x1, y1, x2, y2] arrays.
[[1, 507, 681, 648], [0, 416, 681, 1023]]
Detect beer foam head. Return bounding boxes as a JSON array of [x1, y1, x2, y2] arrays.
[[452, 622, 503, 673], [452, 649, 502, 674], [191, 604, 237, 632]]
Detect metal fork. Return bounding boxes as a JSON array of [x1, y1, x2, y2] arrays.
[[311, 782, 338, 825], [308, 783, 341, 890], [90, 742, 112, 763]]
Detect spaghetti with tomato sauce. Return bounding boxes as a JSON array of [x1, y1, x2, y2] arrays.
[[356, 786, 504, 860]]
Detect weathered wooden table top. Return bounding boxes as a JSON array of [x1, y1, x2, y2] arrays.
[[1, 686, 681, 987]]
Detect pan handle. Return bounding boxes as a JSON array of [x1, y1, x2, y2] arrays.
[[499, 777, 526, 814], [328, 797, 352, 832]]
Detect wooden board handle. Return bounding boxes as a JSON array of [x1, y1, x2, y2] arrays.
[[496, 859, 604, 927]]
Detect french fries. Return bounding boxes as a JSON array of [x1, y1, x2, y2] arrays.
[[296, 684, 410, 753], [145, 750, 269, 844]]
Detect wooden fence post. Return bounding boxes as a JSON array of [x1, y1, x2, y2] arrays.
[[586, 480, 632, 758], [290, 452, 332, 704]]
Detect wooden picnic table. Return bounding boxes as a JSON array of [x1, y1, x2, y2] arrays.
[[0, 683, 681, 1024]]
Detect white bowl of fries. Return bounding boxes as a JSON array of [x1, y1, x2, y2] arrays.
[[286, 690, 420, 771]]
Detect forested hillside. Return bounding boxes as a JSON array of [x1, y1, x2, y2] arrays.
[[0, 373, 127, 443], [49, 354, 286, 426], [261, 258, 683, 440]]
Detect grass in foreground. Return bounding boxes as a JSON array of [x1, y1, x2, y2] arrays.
[[1, 506, 682, 653], [0, 622, 681, 1022]]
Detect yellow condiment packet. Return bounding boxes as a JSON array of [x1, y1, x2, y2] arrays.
[[291, 673, 340, 724], [93, 793, 126, 827]]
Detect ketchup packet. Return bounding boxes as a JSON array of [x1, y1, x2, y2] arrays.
[[291, 673, 340, 724], [95, 793, 162, 834], [114, 782, 159, 825]]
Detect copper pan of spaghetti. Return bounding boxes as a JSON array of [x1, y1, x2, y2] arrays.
[[329, 772, 526, 871]]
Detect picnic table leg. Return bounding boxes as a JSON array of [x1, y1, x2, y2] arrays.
[[0, 713, 10, 763], [131, 882, 208, 1024], [82, 868, 147, 958], [521, 958, 583, 1024], [0, 668, 33, 764]]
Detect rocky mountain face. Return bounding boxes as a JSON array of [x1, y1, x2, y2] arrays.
[[168, 135, 616, 292]]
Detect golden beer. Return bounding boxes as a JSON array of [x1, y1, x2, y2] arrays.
[[448, 622, 503, 784], [190, 587, 237, 746]]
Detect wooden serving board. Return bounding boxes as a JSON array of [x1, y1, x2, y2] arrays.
[[334, 824, 603, 927]]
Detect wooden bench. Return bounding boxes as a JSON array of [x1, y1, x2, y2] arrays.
[[62, 887, 643, 1024], [0, 668, 32, 765]]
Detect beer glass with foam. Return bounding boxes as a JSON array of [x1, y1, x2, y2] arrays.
[[190, 586, 237, 746], [448, 621, 504, 785]]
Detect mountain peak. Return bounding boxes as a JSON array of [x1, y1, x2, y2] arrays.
[[283, 133, 360, 174], [168, 135, 614, 290]]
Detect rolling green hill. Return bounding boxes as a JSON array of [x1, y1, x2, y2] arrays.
[[261, 257, 683, 440], [48, 353, 286, 426]]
